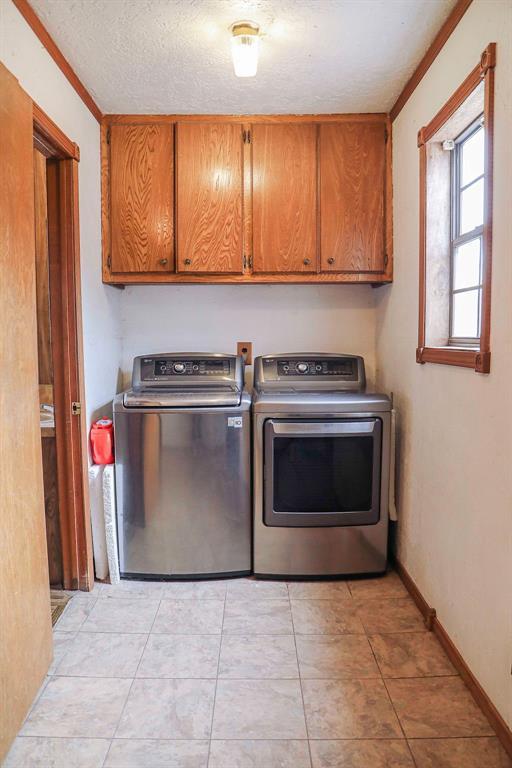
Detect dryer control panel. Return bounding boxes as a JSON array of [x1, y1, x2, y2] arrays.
[[254, 354, 365, 392]]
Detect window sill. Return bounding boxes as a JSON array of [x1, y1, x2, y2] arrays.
[[416, 346, 490, 373]]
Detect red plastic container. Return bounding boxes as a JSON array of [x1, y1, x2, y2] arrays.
[[90, 418, 114, 464]]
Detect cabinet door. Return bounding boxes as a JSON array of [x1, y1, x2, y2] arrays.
[[252, 123, 317, 273], [110, 123, 174, 273], [320, 122, 386, 272], [176, 123, 243, 274]]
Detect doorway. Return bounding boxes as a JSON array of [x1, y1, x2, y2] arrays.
[[33, 104, 93, 592]]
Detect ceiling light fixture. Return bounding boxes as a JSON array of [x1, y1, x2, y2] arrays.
[[230, 21, 260, 78]]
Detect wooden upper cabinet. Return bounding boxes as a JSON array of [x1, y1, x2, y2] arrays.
[[110, 123, 174, 273], [252, 123, 317, 273], [176, 123, 243, 274], [320, 122, 386, 273]]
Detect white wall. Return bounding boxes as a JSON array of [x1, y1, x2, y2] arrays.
[[376, 0, 512, 727], [0, 0, 121, 426], [119, 284, 378, 388]]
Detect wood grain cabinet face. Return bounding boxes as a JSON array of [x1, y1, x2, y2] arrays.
[[176, 122, 243, 274], [320, 122, 386, 273], [252, 123, 317, 273], [110, 123, 174, 273]]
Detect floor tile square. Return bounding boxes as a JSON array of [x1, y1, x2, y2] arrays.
[[223, 599, 293, 635], [55, 632, 147, 677], [348, 571, 408, 600], [288, 581, 352, 600], [3, 736, 111, 768], [161, 580, 227, 599], [81, 597, 159, 633], [54, 597, 97, 631], [219, 635, 298, 678], [116, 678, 216, 739], [212, 679, 307, 739], [209, 739, 311, 767], [137, 633, 220, 678], [296, 634, 380, 679], [21, 676, 131, 738], [302, 678, 402, 738], [309, 739, 414, 767], [369, 632, 455, 678], [291, 599, 365, 635], [152, 599, 224, 634], [408, 737, 512, 767], [48, 631, 77, 674], [98, 580, 164, 600], [104, 738, 210, 767], [386, 677, 495, 738], [356, 597, 425, 634], [227, 579, 288, 599]]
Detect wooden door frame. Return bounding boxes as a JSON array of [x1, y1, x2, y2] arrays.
[[33, 102, 93, 591]]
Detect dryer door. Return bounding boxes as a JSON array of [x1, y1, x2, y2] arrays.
[[264, 419, 381, 527]]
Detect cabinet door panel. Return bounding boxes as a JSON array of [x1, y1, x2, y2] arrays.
[[320, 122, 385, 272], [177, 123, 243, 274], [110, 124, 174, 273], [252, 123, 317, 273]]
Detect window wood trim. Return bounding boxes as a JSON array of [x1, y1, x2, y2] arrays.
[[416, 43, 495, 374]]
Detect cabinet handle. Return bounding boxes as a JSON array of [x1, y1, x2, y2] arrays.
[[303, 258, 311, 266], [327, 257, 335, 265], [159, 258, 168, 266], [184, 258, 192, 266]]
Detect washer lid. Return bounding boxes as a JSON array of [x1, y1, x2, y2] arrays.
[[123, 386, 241, 408]]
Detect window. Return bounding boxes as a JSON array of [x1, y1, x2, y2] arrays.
[[417, 43, 495, 373], [449, 117, 484, 344]]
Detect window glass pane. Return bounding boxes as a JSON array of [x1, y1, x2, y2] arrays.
[[461, 126, 484, 186], [460, 177, 484, 234], [452, 289, 479, 338], [453, 238, 481, 290]]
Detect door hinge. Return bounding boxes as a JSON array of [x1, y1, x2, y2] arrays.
[[107, 254, 111, 270], [243, 129, 251, 144], [384, 127, 389, 143], [71, 402, 82, 416], [106, 127, 111, 145], [384, 253, 389, 267], [248, 255, 253, 269], [243, 255, 253, 270]]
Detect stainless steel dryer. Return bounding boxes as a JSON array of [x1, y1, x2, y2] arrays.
[[252, 353, 391, 577], [114, 353, 251, 579]]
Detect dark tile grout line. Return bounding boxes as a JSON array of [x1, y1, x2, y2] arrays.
[[289, 584, 314, 768], [205, 584, 227, 766]]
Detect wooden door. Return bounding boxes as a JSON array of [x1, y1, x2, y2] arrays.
[[0, 63, 52, 762], [252, 123, 317, 273], [320, 122, 386, 272], [176, 122, 243, 274], [110, 123, 174, 273]]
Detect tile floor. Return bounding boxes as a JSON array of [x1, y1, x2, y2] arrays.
[[4, 571, 511, 768]]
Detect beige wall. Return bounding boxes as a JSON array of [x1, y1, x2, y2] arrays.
[[376, 0, 512, 727]]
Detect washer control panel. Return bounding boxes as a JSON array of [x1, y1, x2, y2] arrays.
[[150, 358, 230, 378]]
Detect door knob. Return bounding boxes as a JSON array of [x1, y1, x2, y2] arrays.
[[184, 258, 192, 266], [303, 258, 311, 266], [327, 257, 335, 265], [159, 258, 168, 266]]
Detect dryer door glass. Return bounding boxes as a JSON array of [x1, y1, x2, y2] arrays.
[[264, 419, 381, 527]]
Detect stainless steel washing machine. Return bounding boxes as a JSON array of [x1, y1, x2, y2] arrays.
[[114, 353, 251, 579], [253, 353, 391, 577]]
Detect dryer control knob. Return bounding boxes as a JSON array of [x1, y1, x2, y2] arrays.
[[296, 362, 309, 374], [173, 362, 186, 374]]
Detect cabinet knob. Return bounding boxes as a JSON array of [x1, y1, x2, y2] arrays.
[[303, 258, 311, 266], [327, 257, 335, 265], [184, 258, 192, 266], [159, 258, 168, 266]]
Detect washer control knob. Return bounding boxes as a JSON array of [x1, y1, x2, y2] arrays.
[[296, 362, 309, 374], [173, 362, 186, 374]]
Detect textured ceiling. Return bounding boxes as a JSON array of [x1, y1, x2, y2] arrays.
[[28, 0, 458, 115]]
